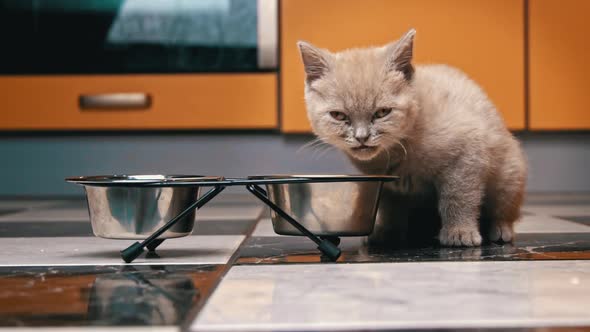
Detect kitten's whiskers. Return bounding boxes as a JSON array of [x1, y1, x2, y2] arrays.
[[297, 138, 328, 154], [313, 145, 336, 159], [396, 140, 408, 160], [297, 137, 338, 160], [384, 147, 392, 173], [379, 136, 409, 173]]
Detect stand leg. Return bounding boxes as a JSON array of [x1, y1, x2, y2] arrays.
[[121, 185, 226, 263], [146, 238, 165, 252], [319, 236, 341, 262], [246, 184, 341, 261], [320, 236, 341, 246]]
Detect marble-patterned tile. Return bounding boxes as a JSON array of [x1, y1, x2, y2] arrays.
[[515, 214, 590, 233], [0, 208, 24, 217], [0, 264, 222, 328], [192, 219, 258, 236], [237, 236, 365, 264], [558, 216, 590, 226], [236, 233, 590, 265], [197, 205, 263, 221], [0, 328, 178, 332], [0, 207, 90, 222], [0, 205, 263, 223], [239, 212, 590, 265], [252, 211, 590, 240], [524, 193, 590, 206], [0, 235, 244, 266], [207, 193, 260, 206], [192, 261, 590, 331], [0, 219, 257, 238], [48, 194, 259, 208], [0, 200, 64, 210], [522, 205, 590, 217], [250, 218, 276, 237], [0, 221, 94, 237]]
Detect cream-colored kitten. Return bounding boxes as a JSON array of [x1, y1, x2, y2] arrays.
[[298, 29, 527, 247]]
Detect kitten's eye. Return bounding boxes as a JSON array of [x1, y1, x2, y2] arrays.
[[329, 111, 348, 122], [373, 108, 392, 119]]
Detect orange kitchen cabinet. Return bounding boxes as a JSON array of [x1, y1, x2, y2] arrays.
[[0, 73, 277, 130], [529, 0, 590, 130], [280, 0, 525, 132]]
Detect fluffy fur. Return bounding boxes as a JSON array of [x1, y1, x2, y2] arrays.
[[298, 29, 527, 247]]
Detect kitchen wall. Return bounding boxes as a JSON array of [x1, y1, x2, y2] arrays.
[[0, 133, 588, 196]]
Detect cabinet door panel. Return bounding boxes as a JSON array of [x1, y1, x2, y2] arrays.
[[281, 0, 525, 132], [529, 0, 590, 130]]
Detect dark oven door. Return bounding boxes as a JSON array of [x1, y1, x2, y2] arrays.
[[0, 0, 277, 74]]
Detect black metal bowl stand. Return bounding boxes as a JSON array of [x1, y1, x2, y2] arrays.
[[116, 177, 395, 264]]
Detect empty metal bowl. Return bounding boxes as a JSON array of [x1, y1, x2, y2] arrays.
[[66, 175, 222, 239], [249, 175, 389, 236]]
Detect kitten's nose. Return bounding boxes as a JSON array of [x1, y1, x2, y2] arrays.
[[354, 133, 370, 144]]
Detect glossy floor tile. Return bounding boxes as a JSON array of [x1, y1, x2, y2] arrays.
[[236, 233, 590, 264], [522, 205, 590, 217], [0, 235, 245, 266], [0, 207, 90, 222], [0, 265, 223, 328], [250, 218, 276, 237], [524, 193, 590, 206], [0, 205, 263, 223], [0, 219, 257, 238], [0, 200, 64, 210], [0, 194, 262, 329], [0, 328, 178, 332], [558, 216, 590, 226], [515, 214, 590, 233], [254, 211, 590, 237], [192, 261, 590, 331]]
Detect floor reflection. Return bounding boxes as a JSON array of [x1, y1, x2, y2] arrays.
[[0, 264, 224, 327]]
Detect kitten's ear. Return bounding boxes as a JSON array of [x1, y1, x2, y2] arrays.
[[385, 28, 416, 80], [297, 41, 331, 84]]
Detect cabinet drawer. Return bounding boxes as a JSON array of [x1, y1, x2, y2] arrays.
[[0, 73, 277, 130]]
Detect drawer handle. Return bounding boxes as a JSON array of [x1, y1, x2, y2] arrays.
[[79, 93, 151, 110]]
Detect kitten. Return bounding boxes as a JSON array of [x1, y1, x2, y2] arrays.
[[297, 29, 527, 247]]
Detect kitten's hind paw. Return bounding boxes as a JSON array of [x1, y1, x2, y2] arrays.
[[438, 225, 482, 247], [486, 223, 514, 243]]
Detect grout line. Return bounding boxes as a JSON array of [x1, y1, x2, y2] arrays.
[[180, 203, 266, 332]]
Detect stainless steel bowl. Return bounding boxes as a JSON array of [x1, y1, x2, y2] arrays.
[[66, 175, 222, 239], [250, 175, 387, 236]]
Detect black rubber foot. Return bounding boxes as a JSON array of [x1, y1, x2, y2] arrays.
[[317, 239, 341, 261], [146, 239, 165, 252], [120, 242, 144, 263]]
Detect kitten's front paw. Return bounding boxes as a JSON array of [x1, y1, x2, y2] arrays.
[[486, 223, 514, 243], [438, 225, 482, 247]]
